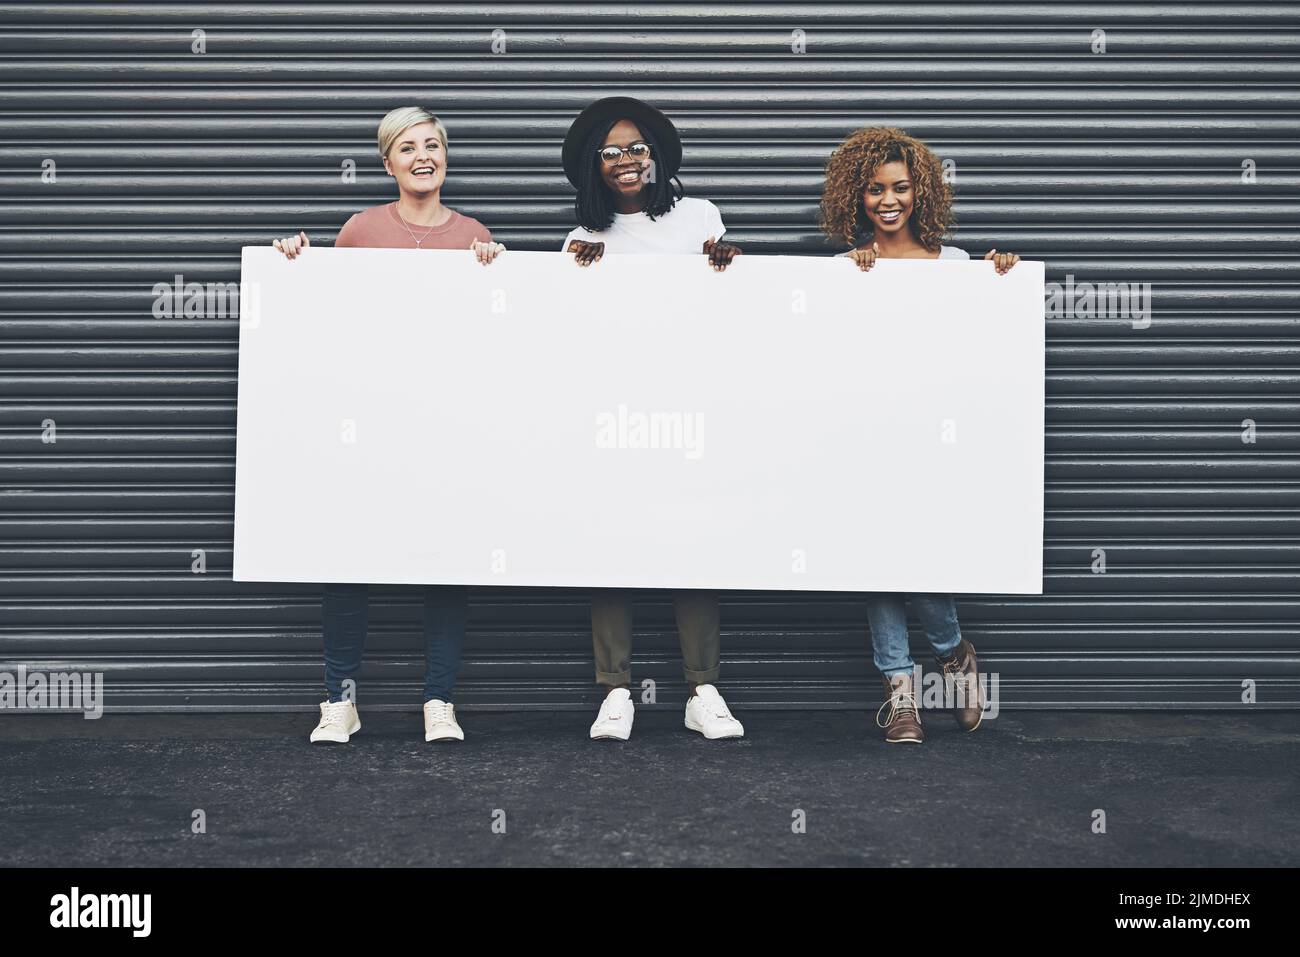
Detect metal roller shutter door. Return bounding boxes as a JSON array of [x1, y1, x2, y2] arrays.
[[1, 1, 1297, 711]]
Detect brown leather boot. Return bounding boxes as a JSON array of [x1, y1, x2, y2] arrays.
[[935, 638, 983, 732], [875, 672, 923, 744]]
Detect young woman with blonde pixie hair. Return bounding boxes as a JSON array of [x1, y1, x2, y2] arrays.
[[270, 106, 504, 746]]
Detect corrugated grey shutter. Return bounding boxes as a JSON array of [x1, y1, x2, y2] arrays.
[[2, 2, 1297, 711]]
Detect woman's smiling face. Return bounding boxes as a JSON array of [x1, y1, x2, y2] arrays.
[[861, 160, 915, 237], [383, 121, 447, 195], [599, 119, 652, 200]]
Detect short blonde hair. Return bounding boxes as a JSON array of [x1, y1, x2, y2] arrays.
[[377, 107, 448, 161]]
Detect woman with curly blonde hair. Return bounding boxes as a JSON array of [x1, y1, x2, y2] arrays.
[[819, 126, 1020, 746]]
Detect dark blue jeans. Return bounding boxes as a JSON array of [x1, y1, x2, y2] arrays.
[[322, 584, 467, 704]]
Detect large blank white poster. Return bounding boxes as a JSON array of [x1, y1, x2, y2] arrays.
[[234, 247, 1044, 594]]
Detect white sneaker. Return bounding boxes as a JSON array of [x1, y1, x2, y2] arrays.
[[309, 699, 360, 744], [685, 684, 745, 739], [589, 687, 634, 740], [423, 699, 464, 742]]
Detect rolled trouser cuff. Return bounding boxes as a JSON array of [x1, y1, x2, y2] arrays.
[[683, 664, 720, 685], [596, 668, 631, 688]]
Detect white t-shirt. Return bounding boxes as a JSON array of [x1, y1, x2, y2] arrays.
[[560, 196, 726, 255], [838, 243, 970, 260]]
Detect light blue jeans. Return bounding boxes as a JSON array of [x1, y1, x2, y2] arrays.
[[866, 593, 963, 679]]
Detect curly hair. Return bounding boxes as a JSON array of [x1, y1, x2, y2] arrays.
[[819, 126, 954, 251]]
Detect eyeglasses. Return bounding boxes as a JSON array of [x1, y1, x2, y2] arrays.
[[597, 142, 652, 165]]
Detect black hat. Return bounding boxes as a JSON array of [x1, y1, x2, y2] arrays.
[[562, 96, 682, 189]]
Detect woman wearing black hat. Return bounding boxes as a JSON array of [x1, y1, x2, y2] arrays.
[[561, 96, 741, 267], [560, 97, 744, 742]]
